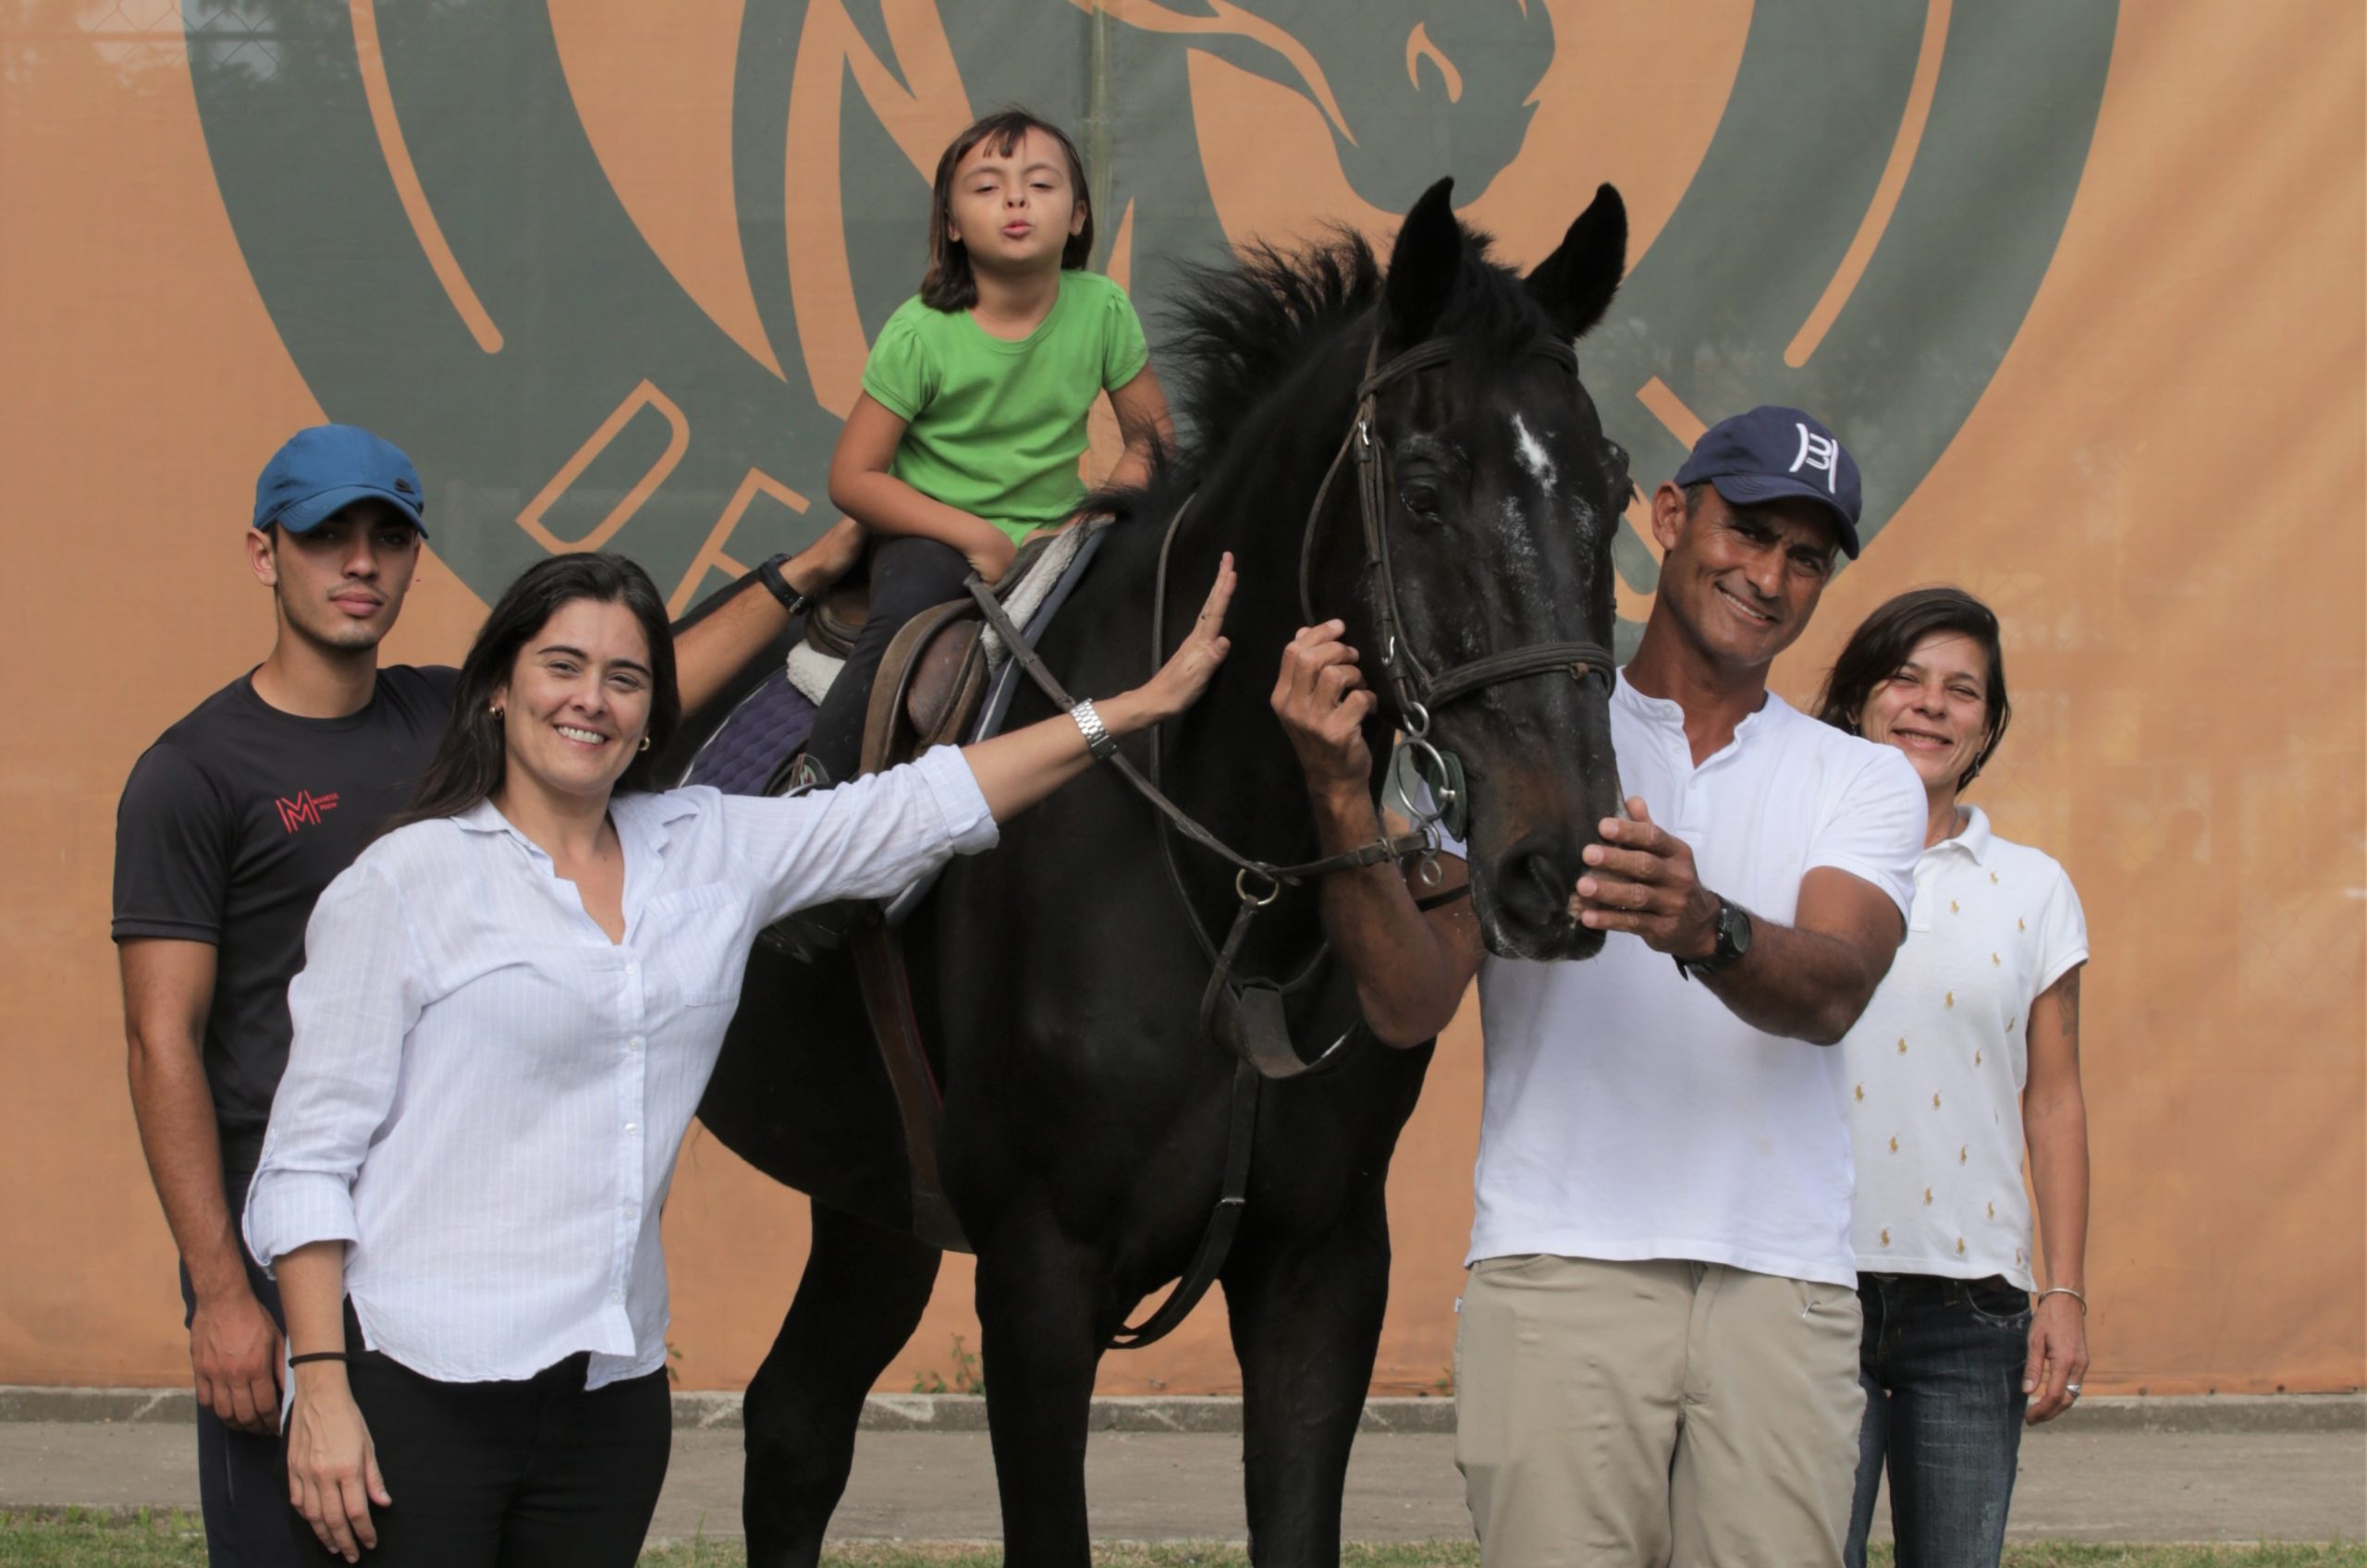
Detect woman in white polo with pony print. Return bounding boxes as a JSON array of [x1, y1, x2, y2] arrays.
[[1818, 586, 2091, 1568]]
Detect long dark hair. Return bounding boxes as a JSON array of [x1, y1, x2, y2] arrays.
[[1815, 586, 2012, 790], [919, 108, 1094, 312], [392, 553, 681, 828]]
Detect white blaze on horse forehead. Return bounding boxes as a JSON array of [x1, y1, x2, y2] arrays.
[[1510, 413, 1557, 489]]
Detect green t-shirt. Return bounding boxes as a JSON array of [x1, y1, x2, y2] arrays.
[[860, 270, 1150, 545]]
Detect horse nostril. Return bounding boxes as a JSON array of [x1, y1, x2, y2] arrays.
[[1494, 841, 1576, 931]]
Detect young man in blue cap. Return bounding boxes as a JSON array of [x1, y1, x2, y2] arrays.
[[111, 425, 851, 1563], [1272, 406, 1926, 1563]]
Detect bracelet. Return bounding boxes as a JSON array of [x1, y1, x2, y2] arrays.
[[287, 1351, 350, 1367], [2036, 1286, 2088, 1314], [1069, 699, 1119, 762], [754, 554, 813, 618]]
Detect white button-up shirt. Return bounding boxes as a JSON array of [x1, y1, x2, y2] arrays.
[[244, 746, 996, 1388]]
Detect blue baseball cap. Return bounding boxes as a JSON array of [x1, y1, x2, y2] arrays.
[[251, 424, 428, 537], [1672, 405, 1863, 557]]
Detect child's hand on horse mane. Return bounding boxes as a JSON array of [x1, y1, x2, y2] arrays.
[[1122, 552, 1236, 728], [964, 530, 1020, 587]]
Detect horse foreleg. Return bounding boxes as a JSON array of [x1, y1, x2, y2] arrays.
[[1225, 1186, 1394, 1567], [974, 1217, 1107, 1568], [741, 1199, 941, 1568]]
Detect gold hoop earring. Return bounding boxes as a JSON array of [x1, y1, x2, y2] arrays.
[[639, 735, 652, 753]]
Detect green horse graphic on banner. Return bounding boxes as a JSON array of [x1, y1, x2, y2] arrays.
[[186, 0, 2114, 652]]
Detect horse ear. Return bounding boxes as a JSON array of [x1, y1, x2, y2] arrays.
[[1381, 177, 1463, 348], [1525, 183, 1627, 340]]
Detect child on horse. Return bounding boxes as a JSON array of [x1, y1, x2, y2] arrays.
[[798, 108, 1171, 793]]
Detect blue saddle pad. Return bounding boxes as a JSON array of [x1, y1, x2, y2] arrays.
[[681, 668, 816, 796]]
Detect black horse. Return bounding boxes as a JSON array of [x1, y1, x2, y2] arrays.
[[682, 178, 1631, 1567]]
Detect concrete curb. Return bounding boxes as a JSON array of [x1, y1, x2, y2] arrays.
[[1, 1387, 2357, 1436]]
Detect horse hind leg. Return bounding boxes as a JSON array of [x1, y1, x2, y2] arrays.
[[740, 1199, 941, 1568], [1225, 1185, 1395, 1567]]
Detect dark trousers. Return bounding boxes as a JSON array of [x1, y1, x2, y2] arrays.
[[1846, 1273, 2032, 1568], [803, 534, 975, 781], [288, 1305, 671, 1567], [178, 1170, 300, 1567]]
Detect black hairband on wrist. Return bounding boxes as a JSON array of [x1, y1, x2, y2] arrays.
[[287, 1351, 350, 1367], [755, 554, 813, 619]]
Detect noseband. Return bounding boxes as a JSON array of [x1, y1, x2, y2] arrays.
[[1301, 330, 1618, 838]]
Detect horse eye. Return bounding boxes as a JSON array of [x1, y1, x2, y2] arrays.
[[1399, 483, 1441, 519]]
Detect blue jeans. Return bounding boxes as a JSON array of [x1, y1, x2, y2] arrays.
[[1845, 1274, 2030, 1568]]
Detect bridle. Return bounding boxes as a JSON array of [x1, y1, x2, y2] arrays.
[[1306, 331, 1618, 715], [1297, 328, 1618, 839], [976, 313, 1623, 1030]]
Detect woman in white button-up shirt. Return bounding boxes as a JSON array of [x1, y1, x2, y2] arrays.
[[1817, 588, 2091, 1568], [245, 549, 1234, 1565]]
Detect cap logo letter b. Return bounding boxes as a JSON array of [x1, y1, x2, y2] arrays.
[[1791, 423, 1840, 494]]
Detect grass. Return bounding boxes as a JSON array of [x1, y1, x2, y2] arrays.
[[0, 1513, 2357, 1566], [0, 1509, 209, 1566]]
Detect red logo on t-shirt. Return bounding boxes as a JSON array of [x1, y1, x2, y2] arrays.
[[276, 790, 341, 833]]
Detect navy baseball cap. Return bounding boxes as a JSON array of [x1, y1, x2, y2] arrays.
[[1672, 405, 1863, 557], [251, 424, 428, 537]]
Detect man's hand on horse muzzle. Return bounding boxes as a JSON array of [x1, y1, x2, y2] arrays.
[[1573, 799, 1721, 961]]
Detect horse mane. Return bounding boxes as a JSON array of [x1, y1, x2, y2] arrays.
[[1158, 222, 1548, 472], [1160, 231, 1378, 463]]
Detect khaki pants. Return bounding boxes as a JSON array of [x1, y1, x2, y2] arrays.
[[1454, 1256, 1864, 1567]]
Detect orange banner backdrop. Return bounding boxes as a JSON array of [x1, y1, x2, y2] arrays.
[[0, 0, 2358, 1400]]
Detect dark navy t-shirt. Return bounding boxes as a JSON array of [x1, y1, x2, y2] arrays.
[[111, 666, 459, 1167]]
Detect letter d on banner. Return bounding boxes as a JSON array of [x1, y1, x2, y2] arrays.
[[517, 379, 690, 554]]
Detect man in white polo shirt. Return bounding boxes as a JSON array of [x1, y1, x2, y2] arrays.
[[1271, 406, 1925, 1564]]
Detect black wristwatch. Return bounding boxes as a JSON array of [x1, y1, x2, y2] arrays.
[[754, 553, 813, 618], [1675, 896, 1753, 982]]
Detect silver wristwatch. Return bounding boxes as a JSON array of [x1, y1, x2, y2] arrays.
[[1069, 699, 1119, 762]]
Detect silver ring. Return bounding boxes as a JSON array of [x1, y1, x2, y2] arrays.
[[2064, 1383, 2082, 1397]]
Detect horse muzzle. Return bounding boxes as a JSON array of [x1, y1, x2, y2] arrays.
[[1478, 829, 1606, 962]]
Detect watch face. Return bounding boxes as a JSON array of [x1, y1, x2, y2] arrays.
[[1719, 901, 1753, 962]]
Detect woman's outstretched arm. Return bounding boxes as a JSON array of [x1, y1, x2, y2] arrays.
[[960, 552, 1233, 820]]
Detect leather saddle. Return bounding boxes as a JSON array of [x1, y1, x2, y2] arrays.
[[800, 528, 1070, 779], [857, 594, 992, 778]]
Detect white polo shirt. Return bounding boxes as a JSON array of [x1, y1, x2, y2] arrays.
[[1458, 674, 1924, 1288], [1845, 806, 2087, 1289]]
